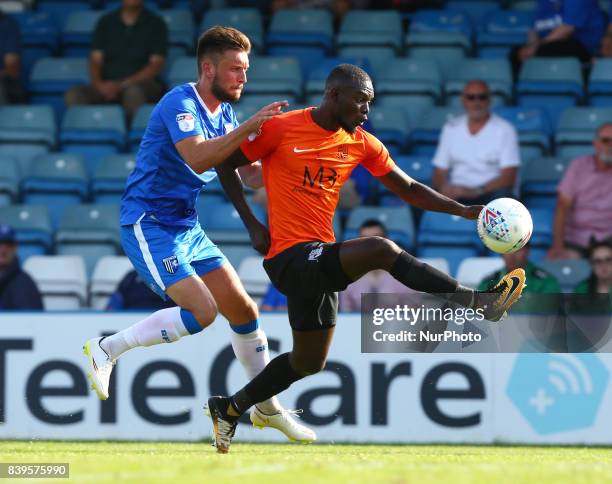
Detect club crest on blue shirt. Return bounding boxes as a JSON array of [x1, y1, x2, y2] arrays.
[[176, 113, 195, 132], [162, 255, 179, 274]]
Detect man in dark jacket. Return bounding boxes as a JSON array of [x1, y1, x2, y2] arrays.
[[0, 225, 43, 310]]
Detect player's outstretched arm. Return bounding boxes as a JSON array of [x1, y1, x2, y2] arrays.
[[217, 148, 270, 255], [175, 100, 288, 174], [378, 166, 482, 219]]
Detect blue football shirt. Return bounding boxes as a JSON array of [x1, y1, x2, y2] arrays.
[[120, 83, 239, 227]]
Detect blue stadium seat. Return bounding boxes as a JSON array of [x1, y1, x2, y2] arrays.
[[495, 106, 551, 158], [0, 105, 56, 168], [60, 105, 126, 173], [528, 207, 554, 248], [37, 1, 92, 26], [239, 57, 302, 103], [128, 103, 155, 151], [418, 211, 480, 248], [410, 9, 473, 37], [0, 205, 53, 260], [62, 10, 105, 57], [21, 153, 89, 227], [377, 155, 434, 206], [445, 58, 512, 105], [376, 95, 434, 128], [376, 58, 442, 102], [405, 31, 471, 55], [446, 1, 500, 24], [537, 259, 591, 292], [29, 57, 89, 118], [266, 9, 333, 73], [55, 204, 121, 275], [409, 107, 463, 155], [159, 9, 195, 57], [369, 104, 409, 154], [336, 10, 403, 53], [91, 153, 136, 204], [344, 206, 414, 250], [305, 57, 372, 98], [166, 56, 197, 88], [476, 9, 532, 57], [336, 47, 393, 81], [200, 8, 263, 52], [554, 107, 612, 158], [588, 59, 612, 106], [13, 11, 60, 85], [0, 156, 20, 206], [517, 57, 584, 129], [521, 156, 571, 209], [406, 46, 466, 80], [198, 201, 257, 245], [418, 246, 480, 276], [218, 244, 259, 271]]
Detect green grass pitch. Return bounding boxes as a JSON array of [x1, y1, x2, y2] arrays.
[[2, 441, 612, 483]]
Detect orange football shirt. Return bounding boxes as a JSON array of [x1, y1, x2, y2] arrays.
[[240, 108, 396, 259]]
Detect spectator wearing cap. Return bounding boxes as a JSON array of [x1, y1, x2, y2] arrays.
[[432, 80, 520, 206], [0, 225, 43, 310], [548, 123, 612, 260]]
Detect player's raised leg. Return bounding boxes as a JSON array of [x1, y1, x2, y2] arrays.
[[200, 262, 316, 443]]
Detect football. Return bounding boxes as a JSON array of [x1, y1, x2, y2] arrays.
[[477, 198, 533, 254]]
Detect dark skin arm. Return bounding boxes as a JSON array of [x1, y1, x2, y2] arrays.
[[216, 148, 270, 255], [378, 166, 483, 219]]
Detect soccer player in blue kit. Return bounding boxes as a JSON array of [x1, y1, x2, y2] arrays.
[[82, 26, 315, 443]]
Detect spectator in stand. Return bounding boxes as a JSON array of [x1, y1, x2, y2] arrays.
[[65, 0, 167, 123], [432, 80, 520, 206], [575, 238, 612, 295], [548, 123, 612, 260], [106, 269, 175, 310], [0, 225, 43, 310], [510, 0, 605, 77], [260, 283, 288, 311], [339, 219, 416, 312], [478, 244, 560, 294], [0, 12, 25, 104]]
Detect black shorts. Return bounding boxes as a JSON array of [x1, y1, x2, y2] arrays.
[[263, 241, 353, 331]]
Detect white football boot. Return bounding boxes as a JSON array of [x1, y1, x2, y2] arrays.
[[82, 336, 115, 400], [250, 406, 317, 443]]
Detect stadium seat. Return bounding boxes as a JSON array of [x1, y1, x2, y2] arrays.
[[55, 204, 121, 275], [60, 105, 126, 173], [537, 259, 591, 292], [266, 9, 333, 73], [239, 57, 302, 103], [516, 58, 584, 129], [237, 255, 270, 298], [198, 201, 254, 245], [409, 9, 473, 54], [232, 102, 260, 124], [476, 9, 532, 57], [406, 46, 466, 80], [376, 95, 434, 128], [337, 47, 395, 81], [344, 206, 415, 250], [23, 255, 87, 309], [159, 9, 195, 57], [21, 153, 89, 227], [588, 59, 612, 106], [395, 155, 434, 185], [417, 245, 480, 275], [90, 255, 133, 309], [405, 31, 471, 55], [445, 58, 512, 105], [495, 106, 551, 158], [336, 10, 403, 53], [91, 153, 135, 203], [554, 107, 612, 158], [217, 244, 259, 271], [376, 58, 442, 102], [305, 57, 372, 98], [29, 57, 89, 118], [62, 10, 105, 57], [128, 103, 155, 151], [521, 156, 571, 209], [528, 207, 554, 249], [0, 205, 53, 260], [369, 104, 409, 154], [446, 1, 500, 23], [0, 104, 56, 170], [13, 11, 60, 83], [418, 211, 480, 249], [409, 106, 463, 155], [200, 8, 263, 52], [420, 257, 451, 275], [166, 56, 197, 88], [456, 256, 505, 288], [37, 1, 92, 25], [0, 156, 20, 206]]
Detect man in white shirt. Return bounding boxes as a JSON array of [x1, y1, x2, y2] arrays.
[[432, 80, 520, 205]]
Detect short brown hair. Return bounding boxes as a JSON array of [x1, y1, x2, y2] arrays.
[[196, 26, 251, 75]]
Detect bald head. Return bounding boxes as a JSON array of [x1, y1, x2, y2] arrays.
[[325, 64, 372, 94]]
